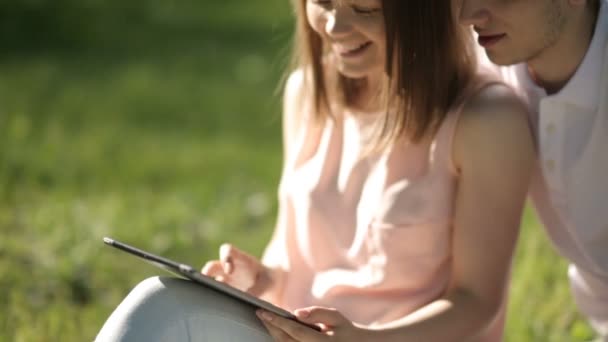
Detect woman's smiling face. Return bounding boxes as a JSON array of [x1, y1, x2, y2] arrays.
[[306, 0, 386, 80]]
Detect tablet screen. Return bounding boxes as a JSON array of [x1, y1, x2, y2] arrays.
[[102, 237, 321, 331]]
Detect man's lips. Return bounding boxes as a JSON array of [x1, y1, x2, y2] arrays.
[[477, 33, 506, 48]]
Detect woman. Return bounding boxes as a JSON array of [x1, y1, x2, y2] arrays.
[[96, 0, 534, 341]]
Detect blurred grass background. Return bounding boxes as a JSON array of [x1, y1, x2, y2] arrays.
[[0, 1, 597, 341]]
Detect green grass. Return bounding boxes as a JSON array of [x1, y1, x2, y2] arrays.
[[0, 2, 597, 341]]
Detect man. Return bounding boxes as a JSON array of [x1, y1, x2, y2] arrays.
[[459, 0, 608, 338]]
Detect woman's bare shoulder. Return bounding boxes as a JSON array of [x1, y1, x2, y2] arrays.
[[458, 83, 530, 140], [454, 82, 534, 172]]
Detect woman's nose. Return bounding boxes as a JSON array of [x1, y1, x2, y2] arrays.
[[325, 8, 353, 38]]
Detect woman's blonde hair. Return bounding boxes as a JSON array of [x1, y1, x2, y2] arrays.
[[287, 0, 476, 144]]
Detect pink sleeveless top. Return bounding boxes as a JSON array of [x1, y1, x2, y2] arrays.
[[263, 73, 506, 340]]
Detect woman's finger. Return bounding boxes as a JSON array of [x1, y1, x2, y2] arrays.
[[211, 244, 260, 291], [200, 261, 226, 278], [259, 311, 319, 341], [295, 307, 346, 327], [219, 244, 235, 274], [260, 316, 297, 342]]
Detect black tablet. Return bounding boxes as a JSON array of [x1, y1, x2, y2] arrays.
[[103, 237, 321, 331]]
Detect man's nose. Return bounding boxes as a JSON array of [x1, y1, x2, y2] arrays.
[[325, 8, 352, 38], [458, 0, 490, 27]]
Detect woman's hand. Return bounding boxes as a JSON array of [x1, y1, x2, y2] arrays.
[[256, 307, 374, 342], [201, 244, 278, 297]]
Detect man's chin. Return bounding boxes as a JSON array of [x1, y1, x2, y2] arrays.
[[484, 50, 523, 66]]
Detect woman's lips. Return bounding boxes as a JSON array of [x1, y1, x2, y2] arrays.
[[335, 41, 372, 58], [477, 34, 506, 48]]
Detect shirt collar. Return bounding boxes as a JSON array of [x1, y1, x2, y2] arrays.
[[548, 0, 608, 110]]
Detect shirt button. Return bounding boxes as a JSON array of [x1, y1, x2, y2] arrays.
[[545, 159, 555, 172], [546, 123, 556, 134]]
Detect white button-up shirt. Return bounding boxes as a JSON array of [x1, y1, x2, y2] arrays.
[[496, 1, 608, 276], [479, 1, 608, 330]]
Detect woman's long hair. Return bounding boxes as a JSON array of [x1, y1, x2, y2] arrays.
[[288, 0, 476, 145]]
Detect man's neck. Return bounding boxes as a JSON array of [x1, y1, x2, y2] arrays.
[[527, 7, 599, 95]]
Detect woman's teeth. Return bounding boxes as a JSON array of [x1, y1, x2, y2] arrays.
[[336, 42, 371, 55]]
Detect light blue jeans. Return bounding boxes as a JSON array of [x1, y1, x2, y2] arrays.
[[96, 277, 273, 342]]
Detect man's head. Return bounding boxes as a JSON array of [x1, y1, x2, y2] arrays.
[[458, 0, 599, 66]]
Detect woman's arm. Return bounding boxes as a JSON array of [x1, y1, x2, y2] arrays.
[[259, 69, 309, 304], [254, 84, 535, 341], [372, 84, 535, 341], [202, 70, 309, 305]]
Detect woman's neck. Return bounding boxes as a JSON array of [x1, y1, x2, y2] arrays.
[[348, 75, 384, 114]]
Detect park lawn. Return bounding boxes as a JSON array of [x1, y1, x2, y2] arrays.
[[0, 1, 597, 341]]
